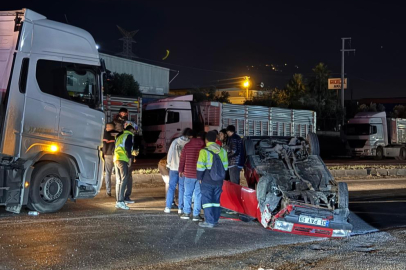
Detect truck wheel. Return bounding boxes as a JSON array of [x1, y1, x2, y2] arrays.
[[306, 132, 320, 156], [375, 147, 384, 160], [398, 147, 406, 161], [337, 182, 349, 209], [28, 162, 71, 213], [244, 139, 255, 156]]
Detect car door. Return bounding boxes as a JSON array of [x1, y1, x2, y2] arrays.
[[165, 110, 181, 146]]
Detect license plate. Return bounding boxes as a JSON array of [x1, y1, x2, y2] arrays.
[[299, 215, 329, 227]]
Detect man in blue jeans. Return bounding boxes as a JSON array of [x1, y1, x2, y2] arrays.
[[178, 132, 205, 221], [164, 128, 193, 214], [197, 131, 228, 228]]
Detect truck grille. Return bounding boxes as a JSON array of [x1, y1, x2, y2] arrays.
[[143, 131, 161, 143], [348, 139, 367, 148]]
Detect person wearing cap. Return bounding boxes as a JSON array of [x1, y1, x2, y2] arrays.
[[114, 121, 137, 210], [114, 107, 129, 132], [197, 131, 228, 228], [226, 125, 243, 185]]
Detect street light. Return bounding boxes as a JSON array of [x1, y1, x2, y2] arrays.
[[243, 76, 250, 98]]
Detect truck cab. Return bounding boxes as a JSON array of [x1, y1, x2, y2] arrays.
[[343, 112, 387, 157], [142, 95, 203, 154], [0, 9, 104, 213]]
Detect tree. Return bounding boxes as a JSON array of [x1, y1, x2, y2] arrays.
[[104, 72, 141, 97], [358, 102, 386, 113], [216, 91, 231, 103], [391, 105, 406, 118], [285, 74, 307, 107], [186, 86, 231, 103]]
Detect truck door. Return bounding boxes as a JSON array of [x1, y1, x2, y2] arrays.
[[165, 110, 182, 146], [59, 59, 104, 185]]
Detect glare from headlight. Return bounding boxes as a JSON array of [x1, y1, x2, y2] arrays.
[[332, 229, 351, 237], [274, 220, 294, 232]]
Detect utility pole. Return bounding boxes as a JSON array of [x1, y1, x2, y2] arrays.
[[341, 37, 355, 124]]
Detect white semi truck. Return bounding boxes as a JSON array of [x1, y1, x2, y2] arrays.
[[0, 9, 105, 213], [343, 111, 406, 159], [142, 95, 317, 154]]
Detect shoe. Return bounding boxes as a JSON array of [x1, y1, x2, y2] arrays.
[[192, 215, 204, 222], [164, 207, 171, 214], [198, 222, 215, 228], [115, 202, 130, 210], [180, 213, 190, 220], [124, 197, 135, 204], [171, 202, 178, 209], [178, 209, 184, 215], [106, 192, 112, 197]]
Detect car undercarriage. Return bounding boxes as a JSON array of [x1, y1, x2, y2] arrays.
[[220, 135, 352, 238]]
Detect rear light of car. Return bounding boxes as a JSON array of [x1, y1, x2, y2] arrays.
[[332, 229, 351, 237], [274, 220, 294, 232]]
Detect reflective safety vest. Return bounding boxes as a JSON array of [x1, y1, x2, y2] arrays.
[[114, 130, 133, 163]]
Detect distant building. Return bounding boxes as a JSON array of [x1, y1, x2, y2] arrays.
[[100, 53, 169, 98]]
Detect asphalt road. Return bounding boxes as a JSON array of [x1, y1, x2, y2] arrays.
[[0, 178, 405, 270]]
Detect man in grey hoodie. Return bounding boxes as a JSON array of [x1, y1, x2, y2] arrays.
[[164, 128, 193, 214]]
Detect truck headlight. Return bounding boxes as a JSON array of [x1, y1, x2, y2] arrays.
[[332, 229, 351, 237], [274, 220, 294, 232]]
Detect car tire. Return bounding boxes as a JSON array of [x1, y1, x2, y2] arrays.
[[244, 139, 255, 156], [306, 132, 320, 156], [28, 162, 71, 213], [338, 182, 349, 209], [375, 146, 384, 160]]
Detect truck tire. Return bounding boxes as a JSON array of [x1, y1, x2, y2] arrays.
[[337, 182, 349, 209], [27, 162, 71, 213], [306, 132, 320, 156], [375, 146, 384, 160], [245, 139, 255, 156]]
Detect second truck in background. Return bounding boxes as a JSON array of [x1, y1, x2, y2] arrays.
[[142, 95, 317, 154]]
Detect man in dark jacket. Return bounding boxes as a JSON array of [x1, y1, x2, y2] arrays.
[[226, 125, 243, 185], [114, 108, 128, 132], [103, 123, 116, 196], [178, 132, 205, 221]]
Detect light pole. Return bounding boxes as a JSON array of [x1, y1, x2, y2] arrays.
[[340, 37, 355, 125]]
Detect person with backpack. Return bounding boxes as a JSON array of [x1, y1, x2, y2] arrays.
[[196, 131, 228, 228]]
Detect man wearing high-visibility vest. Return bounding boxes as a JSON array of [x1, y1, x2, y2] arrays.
[[197, 131, 228, 228], [114, 121, 137, 210]]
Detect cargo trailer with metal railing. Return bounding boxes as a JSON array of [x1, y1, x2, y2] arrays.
[[142, 95, 316, 154]]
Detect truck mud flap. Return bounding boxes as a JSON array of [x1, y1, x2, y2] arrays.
[[220, 180, 261, 220], [0, 164, 25, 213]]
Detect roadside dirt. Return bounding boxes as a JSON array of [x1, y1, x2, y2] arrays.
[[133, 228, 406, 270]]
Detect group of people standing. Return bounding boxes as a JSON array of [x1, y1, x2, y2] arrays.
[[161, 125, 243, 228], [102, 108, 139, 210]]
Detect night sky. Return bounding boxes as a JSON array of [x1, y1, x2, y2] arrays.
[[5, 0, 406, 99]]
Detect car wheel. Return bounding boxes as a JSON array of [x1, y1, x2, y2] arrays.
[[306, 132, 320, 156], [337, 182, 349, 209], [244, 139, 255, 156], [375, 146, 384, 160], [28, 162, 71, 213]]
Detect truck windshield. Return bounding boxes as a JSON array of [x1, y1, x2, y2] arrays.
[[143, 109, 166, 126], [344, 124, 376, 135]]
